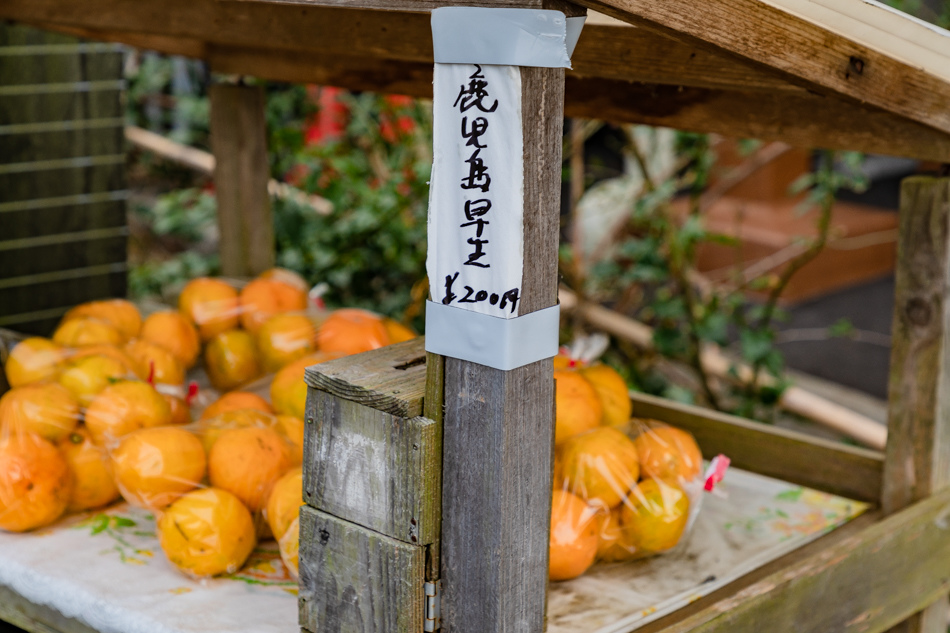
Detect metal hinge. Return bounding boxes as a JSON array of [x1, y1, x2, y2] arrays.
[[424, 580, 441, 632]]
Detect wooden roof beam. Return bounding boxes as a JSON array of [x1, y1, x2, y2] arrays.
[[573, 0, 950, 136], [6, 0, 950, 160], [208, 45, 950, 161], [0, 0, 807, 94]]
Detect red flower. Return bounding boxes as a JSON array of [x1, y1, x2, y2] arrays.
[[384, 94, 413, 107], [304, 86, 348, 145]]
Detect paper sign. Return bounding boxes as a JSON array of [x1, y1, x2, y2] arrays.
[[426, 63, 524, 319]]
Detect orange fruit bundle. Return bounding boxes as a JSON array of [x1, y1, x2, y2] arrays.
[[551, 417, 704, 579]]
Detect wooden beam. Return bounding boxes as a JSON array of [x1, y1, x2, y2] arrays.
[[125, 125, 333, 213], [211, 48, 950, 163], [208, 83, 274, 277], [8, 0, 950, 159], [26, 0, 949, 139], [629, 391, 884, 504], [654, 488, 950, 633], [880, 176, 950, 633], [571, 0, 950, 136], [1, 0, 794, 95], [882, 177, 950, 513], [562, 77, 950, 163], [223, 0, 586, 13], [436, 67, 562, 633]]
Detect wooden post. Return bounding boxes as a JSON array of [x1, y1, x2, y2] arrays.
[[208, 83, 274, 277], [882, 176, 950, 633], [435, 66, 564, 633]]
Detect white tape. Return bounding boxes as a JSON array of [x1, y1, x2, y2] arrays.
[[425, 301, 560, 370], [431, 7, 586, 68]]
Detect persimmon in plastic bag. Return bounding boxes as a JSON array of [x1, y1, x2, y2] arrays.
[[111, 409, 301, 579], [112, 426, 207, 510], [0, 378, 82, 532], [256, 313, 318, 373], [0, 432, 72, 532], [4, 337, 65, 388], [551, 419, 707, 581], [158, 487, 257, 578], [316, 308, 416, 356], [178, 278, 241, 342]]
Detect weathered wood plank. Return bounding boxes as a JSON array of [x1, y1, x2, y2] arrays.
[[439, 66, 561, 633], [882, 177, 950, 513], [208, 83, 274, 278], [15, 0, 950, 138], [303, 389, 441, 545], [570, 0, 950, 136], [298, 505, 426, 633], [629, 391, 884, 504], [562, 78, 950, 164], [880, 176, 950, 633], [3, 1, 791, 95], [654, 488, 950, 633], [9, 0, 950, 161], [211, 50, 950, 163], [304, 338, 427, 418], [423, 350, 444, 581], [225, 0, 586, 14]]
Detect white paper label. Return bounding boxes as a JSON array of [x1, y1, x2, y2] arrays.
[[426, 63, 524, 319]]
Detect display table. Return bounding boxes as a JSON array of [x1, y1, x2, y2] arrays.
[[0, 467, 863, 633]]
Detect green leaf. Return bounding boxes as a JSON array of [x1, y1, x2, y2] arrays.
[[696, 312, 729, 346], [90, 514, 110, 535], [740, 329, 774, 364], [776, 488, 804, 502], [663, 384, 695, 404], [788, 172, 815, 195], [829, 318, 856, 338]]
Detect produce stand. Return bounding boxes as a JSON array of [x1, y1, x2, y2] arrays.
[[1, 0, 950, 632]]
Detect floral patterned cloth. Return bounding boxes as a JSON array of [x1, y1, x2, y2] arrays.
[[0, 505, 297, 633]]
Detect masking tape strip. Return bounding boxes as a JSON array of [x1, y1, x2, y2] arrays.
[[425, 301, 560, 370], [431, 7, 586, 68]]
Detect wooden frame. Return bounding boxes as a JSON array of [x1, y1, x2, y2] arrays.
[[2, 0, 950, 161], [2, 0, 950, 632]]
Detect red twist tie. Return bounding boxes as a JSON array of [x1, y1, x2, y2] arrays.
[[146, 360, 156, 386], [185, 381, 200, 406], [704, 454, 731, 492]]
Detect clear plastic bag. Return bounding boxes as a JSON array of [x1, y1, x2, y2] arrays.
[[549, 344, 716, 581], [174, 271, 417, 394], [102, 406, 301, 579], [0, 284, 417, 583], [551, 420, 706, 580]]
